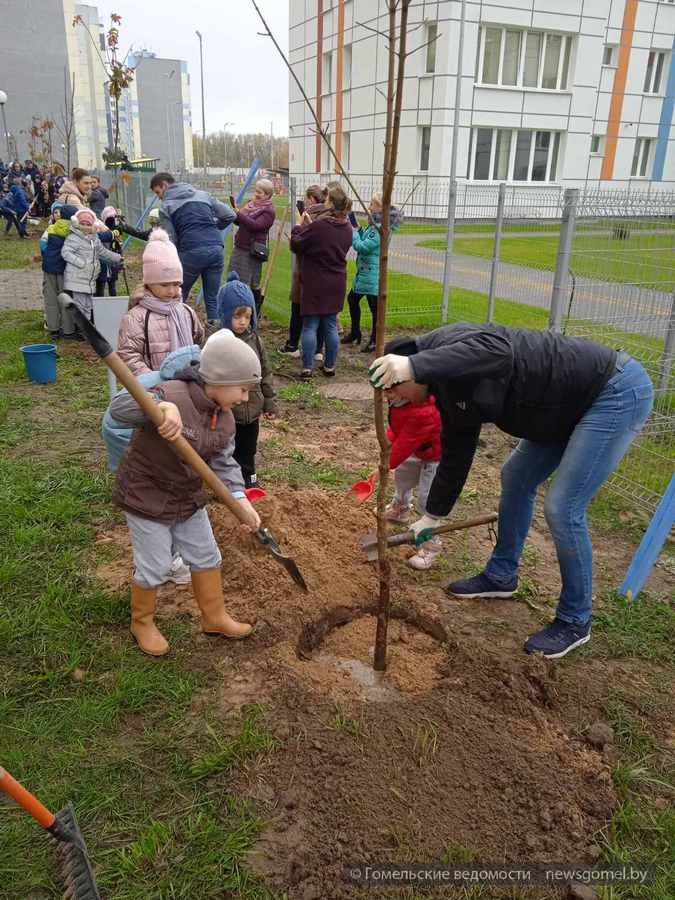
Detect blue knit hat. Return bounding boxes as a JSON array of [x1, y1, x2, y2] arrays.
[[51, 200, 64, 213], [217, 271, 257, 332], [59, 204, 78, 221]]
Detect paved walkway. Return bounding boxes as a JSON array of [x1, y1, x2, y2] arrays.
[[389, 234, 672, 336], [0, 268, 43, 311]]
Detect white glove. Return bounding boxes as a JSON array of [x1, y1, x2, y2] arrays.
[[409, 514, 443, 544], [368, 354, 413, 389]]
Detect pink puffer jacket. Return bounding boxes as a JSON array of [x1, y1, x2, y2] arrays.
[[117, 297, 205, 375]]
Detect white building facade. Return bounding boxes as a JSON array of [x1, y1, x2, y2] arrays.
[[288, 0, 675, 189]]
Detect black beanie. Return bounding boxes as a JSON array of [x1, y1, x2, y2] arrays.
[[60, 204, 78, 220]]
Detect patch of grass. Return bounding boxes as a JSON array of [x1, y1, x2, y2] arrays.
[[413, 718, 439, 767], [327, 705, 370, 743], [264, 447, 356, 489], [0, 232, 41, 269], [600, 699, 656, 757], [278, 381, 324, 408], [189, 705, 280, 780], [592, 591, 675, 663]]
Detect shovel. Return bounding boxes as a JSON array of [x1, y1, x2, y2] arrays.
[[0, 767, 100, 899], [68, 305, 308, 592], [257, 204, 289, 315], [349, 473, 375, 504], [359, 512, 498, 562]]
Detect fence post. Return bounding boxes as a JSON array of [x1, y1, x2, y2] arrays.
[[440, 179, 458, 323], [657, 289, 675, 392], [549, 187, 579, 332], [289, 176, 297, 219], [486, 182, 506, 323]]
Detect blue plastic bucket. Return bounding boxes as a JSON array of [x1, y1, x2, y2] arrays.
[[20, 343, 57, 384]]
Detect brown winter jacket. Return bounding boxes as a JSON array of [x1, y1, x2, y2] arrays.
[[290, 213, 353, 316], [117, 292, 205, 375], [111, 370, 245, 523], [57, 180, 88, 210], [232, 330, 277, 425]]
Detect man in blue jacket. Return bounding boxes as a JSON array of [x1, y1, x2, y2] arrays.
[[6, 178, 29, 236], [369, 324, 654, 659], [150, 172, 235, 326]]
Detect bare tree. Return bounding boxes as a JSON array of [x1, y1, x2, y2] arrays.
[[251, 0, 432, 671], [53, 69, 76, 173]]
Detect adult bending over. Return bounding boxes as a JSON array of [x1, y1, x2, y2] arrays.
[[150, 172, 236, 326], [289, 183, 353, 379], [369, 324, 653, 658], [227, 179, 276, 313]]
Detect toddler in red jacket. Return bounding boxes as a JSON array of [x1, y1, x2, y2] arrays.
[[385, 392, 443, 570]]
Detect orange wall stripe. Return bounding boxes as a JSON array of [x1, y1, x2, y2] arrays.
[[315, 0, 324, 173], [601, 0, 638, 181], [335, 0, 345, 173]]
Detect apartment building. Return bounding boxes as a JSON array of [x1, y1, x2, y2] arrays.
[[288, 0, 675, 187]]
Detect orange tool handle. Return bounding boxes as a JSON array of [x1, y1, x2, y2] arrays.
[[0, 767, 55, 829]]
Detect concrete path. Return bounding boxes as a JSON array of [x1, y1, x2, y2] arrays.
[[0, 269, 43, 311]]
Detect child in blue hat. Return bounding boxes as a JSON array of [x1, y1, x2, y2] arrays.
[[217, 271, 277, 487]]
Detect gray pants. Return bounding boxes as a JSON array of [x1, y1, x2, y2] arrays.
[[393, 457, 439, 515], [43, 274, 71, 333], [125, 508, 222, 588]]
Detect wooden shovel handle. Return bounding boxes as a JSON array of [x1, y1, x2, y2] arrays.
[[386, 511, 498, 549], [261, 204, 289, 296], [0, 767, 55, 829], [105, 352, 251, 525]]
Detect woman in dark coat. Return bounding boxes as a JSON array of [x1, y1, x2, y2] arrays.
[[369, 326, 654, 658], [289, 184, 353, 379], [227, 179, 276, 310]]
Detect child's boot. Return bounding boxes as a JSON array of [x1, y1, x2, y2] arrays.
[[385, 499, 412, 523], [130, 583, 169, 656], [191, 568, 252, 639], [408, 538, 443, 571]]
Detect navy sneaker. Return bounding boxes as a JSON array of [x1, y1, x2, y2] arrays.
[[445, 571, 517, 599], [524, 618, 591, 659]]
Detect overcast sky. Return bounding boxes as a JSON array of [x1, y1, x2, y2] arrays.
[[96, 0, 289, 136]]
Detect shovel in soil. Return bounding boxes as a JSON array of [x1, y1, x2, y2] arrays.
[[349, 474, 375, 504], [68, 305, 308, 592], [359, 512, 498, 562], [0, 767, 100, 899]]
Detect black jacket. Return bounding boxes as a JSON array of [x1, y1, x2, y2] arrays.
[[408, 324, 617, 517], [88, 186, 109, 216]]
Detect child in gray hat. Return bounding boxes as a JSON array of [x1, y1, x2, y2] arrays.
[[109, 328, 262, 657]]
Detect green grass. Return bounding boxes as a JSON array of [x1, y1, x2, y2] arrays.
[[0, 231, 42, 269], [591, 592, 675, 663], [189, 705, 280, 780], [418, 232, 674, 291]]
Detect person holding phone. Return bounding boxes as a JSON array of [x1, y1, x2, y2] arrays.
[[227, 179, 276, 314], [342, 192, 404, 353]]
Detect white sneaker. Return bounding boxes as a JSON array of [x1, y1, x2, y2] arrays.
[[167, 555, 191, 585], [385, 500, 412, 524], [408, 540, 443, 570], [315, 352, 324, 362]]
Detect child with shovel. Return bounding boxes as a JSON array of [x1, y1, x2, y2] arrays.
[[108, 328, 262, 657]]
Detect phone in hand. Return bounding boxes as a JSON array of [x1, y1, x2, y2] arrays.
[[229, 195, 236, 208], [348, 211, 358, 228], [296, 199, 305, 215]]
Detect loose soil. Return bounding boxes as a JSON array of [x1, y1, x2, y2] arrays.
[[97, 486, 622, 898]]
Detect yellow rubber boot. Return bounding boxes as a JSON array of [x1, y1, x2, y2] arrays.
[[130, 583, 169, 657], [191, 568, 252, 639]]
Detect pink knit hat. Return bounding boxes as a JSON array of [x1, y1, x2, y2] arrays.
[[142, 228, 183, 284], [73, 208, 95, 226], [101, 205, 117, 222]]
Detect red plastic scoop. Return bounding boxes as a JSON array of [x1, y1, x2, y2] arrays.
[[245, 487, 267, 503], [349, 474, 375, 504]]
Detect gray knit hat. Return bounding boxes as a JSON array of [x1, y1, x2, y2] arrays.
[[199, 328, 261, 387]]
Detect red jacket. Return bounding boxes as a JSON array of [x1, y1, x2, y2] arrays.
[[386, 396, 442, 470]]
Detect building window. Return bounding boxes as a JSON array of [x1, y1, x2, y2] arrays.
[[602, 45, 617, 66], [344, 45, 352, 88], [470, 127, 561, 182], [425, 23, 438, 73], [322, 51, 333, 95], [590, 135, 604, 154], [643, 51, 666, 94], [479, 26, 572, 91], [341, 131, 350, 170], [631, 138, 652, 177], [420, 126, 431, 171], [322, 131, 332, 171]]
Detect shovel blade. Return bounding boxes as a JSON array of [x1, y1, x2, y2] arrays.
[[349, 475, 374, 504], [254, 528, 308, 591]]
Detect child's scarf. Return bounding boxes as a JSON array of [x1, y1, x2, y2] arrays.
[[140, 294, 194, 351]]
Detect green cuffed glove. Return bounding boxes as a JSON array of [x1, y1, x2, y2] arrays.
[[409, 513, 444, 546], [368, 354, 413, 389]]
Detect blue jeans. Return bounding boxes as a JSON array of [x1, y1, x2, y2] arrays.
[[485, 358, 653, 626], [301, 314, 338, 370], [180, 245, 224, 320]]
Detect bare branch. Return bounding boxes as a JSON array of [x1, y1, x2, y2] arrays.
[[249, 0, 368, 215], [404, 31, 442, 60], [354, 19, 389, 41]]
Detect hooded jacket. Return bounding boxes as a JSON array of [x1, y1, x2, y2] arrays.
[[387, 395, 441, 470], [101, 345, 201, 472], [61, 221, 122, 293], [290, 214, 353, 316], [117, 292, 205, 376], [160, 182, 236, 253], [351, 206, 404, 296], [9, 183, 29, 216], [402, 323, 617, 517], [217, 278, 277, 424], [111, 365, 245, 523], [39, 218, 70, 274], [57, 180, 87, 209]]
